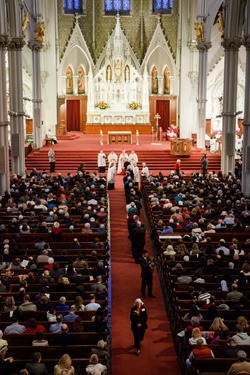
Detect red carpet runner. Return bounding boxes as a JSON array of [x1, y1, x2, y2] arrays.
[[110, 175, 181, 375]]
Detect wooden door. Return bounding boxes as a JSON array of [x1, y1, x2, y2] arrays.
[[67, 100, 80, 131], [156, 100, 170, 132]]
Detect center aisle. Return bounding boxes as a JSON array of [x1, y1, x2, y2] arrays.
[[110, 175, 181, 375]]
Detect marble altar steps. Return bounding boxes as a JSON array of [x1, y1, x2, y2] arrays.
[[25, 148, 221, 175]]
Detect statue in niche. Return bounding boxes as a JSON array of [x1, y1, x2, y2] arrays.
[[164, 68, 170, 95], [115, 59, 122, 83], [66, 67, 73, 94], [125, 66, 130, 82], [35, 21, 46, 42], [151, 68, 158, 94], [194, 21, 205, 43], [78, 67, 85, 94], [106, 65, 112, 81], [22, 12, 29, 38], [217, 12, 225, 37]]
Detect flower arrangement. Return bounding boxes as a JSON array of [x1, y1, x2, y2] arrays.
[[129, 102, 141, 110], [96, 101, 109, 109]]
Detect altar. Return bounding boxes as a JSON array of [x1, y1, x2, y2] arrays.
[[107, 131, 132, 144]]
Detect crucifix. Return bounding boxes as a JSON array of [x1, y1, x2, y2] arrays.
[[154, 113, 161, 142]]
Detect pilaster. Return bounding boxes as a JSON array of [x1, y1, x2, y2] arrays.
[[220, 37, 241, 173], [28, 40, 43, 149], [242, 35, 250, 195], [196, 41, 211, 149], [0, 34, 10, 193], [8, 36, 26, 176]]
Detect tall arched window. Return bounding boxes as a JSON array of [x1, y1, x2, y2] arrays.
[[104, 0, 131, 14], [153, 0, 173, 14], [63, 0, 85, 14]]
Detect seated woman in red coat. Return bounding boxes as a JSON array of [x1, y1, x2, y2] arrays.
[[25, 318, 46, 334]]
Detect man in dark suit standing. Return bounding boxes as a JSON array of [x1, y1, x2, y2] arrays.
[[131, 221, 146, 263], [139, 249, 155, 298]]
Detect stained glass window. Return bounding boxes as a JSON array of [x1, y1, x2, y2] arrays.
[[63, 0, 84, 14], [104, 0, 131, 14], [153, 0, 173, 13]]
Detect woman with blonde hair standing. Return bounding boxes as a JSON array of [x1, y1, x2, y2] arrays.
[[54, 354, 75, 375]]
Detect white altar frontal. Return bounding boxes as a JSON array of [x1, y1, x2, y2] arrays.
[[86, 14, 150, 132]]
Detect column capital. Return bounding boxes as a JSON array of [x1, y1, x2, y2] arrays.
[[28, 40, 43, 52], [0, 34, 10, 49], [8, 37, 25, 51], [196, 42, 212, 52], [242, 35, 250, 50], [221, 37, 241, 51], [0, 121, 9, 127]]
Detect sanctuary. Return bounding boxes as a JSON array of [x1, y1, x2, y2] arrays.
[[86, 15, 150, 132]]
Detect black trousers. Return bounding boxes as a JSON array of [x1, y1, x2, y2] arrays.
[[132, 327, 146, 350], [141, 275, 153, 296], [50, 162, 55, 172], [98, 166, 105, 173]]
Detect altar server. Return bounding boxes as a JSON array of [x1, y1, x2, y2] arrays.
[[108, 151, 118, 168], [97, 150, 106, 173], [107, 162, 116, 190], [128, 150, 138, 166], [141, 162, 150, 178]]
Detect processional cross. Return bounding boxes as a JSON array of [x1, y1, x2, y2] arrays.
[[154, 113, 161, 142]]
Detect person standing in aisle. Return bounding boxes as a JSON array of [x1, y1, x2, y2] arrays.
[[107, 162, 116, 190], [48, 147, 56, 173], [97, 150, 106, 173], [200, 153, 208, 176], [139, 249, 155, 298], [175, 159, 181, 175], [130, 298, 148, 356], [107, 151, 118, 168]]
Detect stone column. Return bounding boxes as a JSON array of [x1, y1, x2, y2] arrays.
[[221, 37, 241, 173], [7, 0, 26, 176], [242, 34, 250, 195], [28, 41, 43, 149], [196, 42, 211, 149], [0, 34, 10, 194], [8, 37, 26, 176]]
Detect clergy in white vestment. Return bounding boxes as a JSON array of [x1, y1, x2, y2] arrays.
[[117, 150, 129, 174], [97, 150, 106, 173], [132, 163, 140, 187], [108, 151, 118, 167], [128, 150, 138, 166], [107, 163, 116, 190], [45, 128, 58, 144], [141, 162, 150, 178]]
